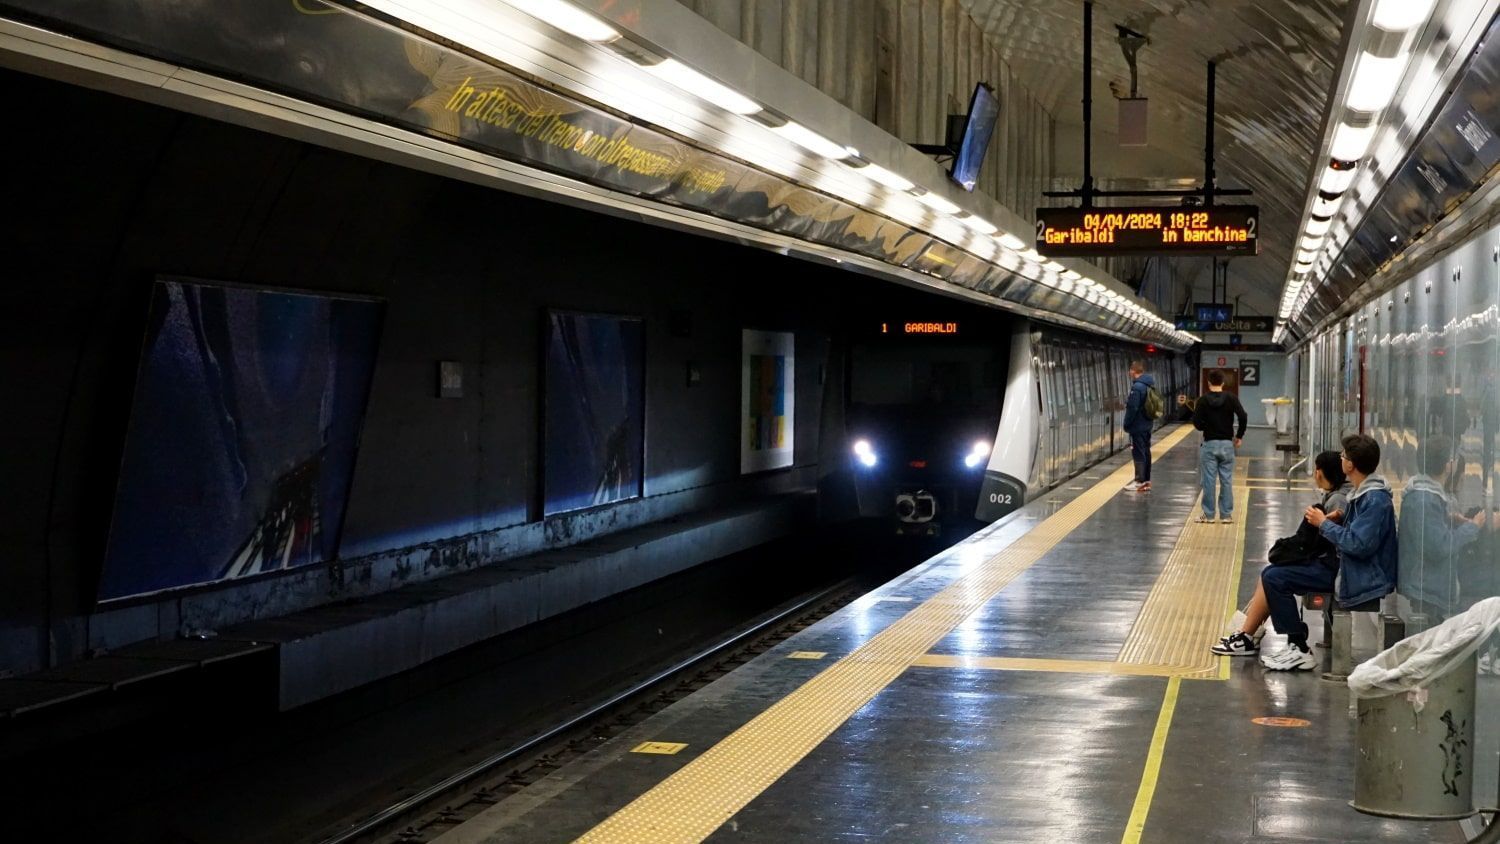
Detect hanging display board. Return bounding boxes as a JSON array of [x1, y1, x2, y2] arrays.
[[1036, 205, 1259, 256]]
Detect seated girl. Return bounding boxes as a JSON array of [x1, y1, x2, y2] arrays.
[[1211, 450, 1352, 667]]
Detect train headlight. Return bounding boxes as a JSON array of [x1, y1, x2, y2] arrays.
[[852, 439, 878, 467], [964, 440, 991, 469]]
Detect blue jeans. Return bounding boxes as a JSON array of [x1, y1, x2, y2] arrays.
[[1261, 563, 1337, 645], [1199, 440, 1235, 518], [1130, 430, 1151, 482]]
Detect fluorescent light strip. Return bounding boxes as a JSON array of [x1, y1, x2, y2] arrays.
[[385, 2, 1171, 347], [960, 215, 998, 235], [1371, 0, 1438, 32], [771, 121, 850, 159], [1319, 165, 1358, 194], [506, 0, 620, 41], [645, 59, 761, 115], [1329, 121, 1377, 161], [856, 162, 915, 192], [1346, 51, 1408, 113], [916, 191, 961, 215]]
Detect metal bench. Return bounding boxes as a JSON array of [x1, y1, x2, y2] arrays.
[[1301, 593, 1399, 681]]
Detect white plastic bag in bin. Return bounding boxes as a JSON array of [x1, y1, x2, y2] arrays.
[[1348, 597, 1500, 702]]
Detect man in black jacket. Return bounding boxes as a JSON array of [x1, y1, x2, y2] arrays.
[[1192, 371, 1248, 523]]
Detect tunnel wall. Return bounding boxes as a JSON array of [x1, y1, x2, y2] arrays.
[[0, 68, 968, 676]]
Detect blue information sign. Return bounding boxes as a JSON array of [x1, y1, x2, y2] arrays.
[[1195, 304, 1234, 323]]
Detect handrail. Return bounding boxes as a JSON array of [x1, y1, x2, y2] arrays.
[[1286, 455, 1308, 492]]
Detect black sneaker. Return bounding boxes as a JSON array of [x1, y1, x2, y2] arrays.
[[1211, 632, 1258, 656]]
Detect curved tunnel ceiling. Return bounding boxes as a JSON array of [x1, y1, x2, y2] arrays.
[[958, 0, 1350, 317]]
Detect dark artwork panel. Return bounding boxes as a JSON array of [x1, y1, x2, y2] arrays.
[[98, 280, 383, 601], [544, 313, 644, 516]]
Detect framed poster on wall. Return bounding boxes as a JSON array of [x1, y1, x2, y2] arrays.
[[98, 278, 384, 602], [544, 311, 645, 516], [741, 329, 795, 473]]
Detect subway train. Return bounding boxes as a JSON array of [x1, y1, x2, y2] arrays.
[[845, 318, 1191, 534]]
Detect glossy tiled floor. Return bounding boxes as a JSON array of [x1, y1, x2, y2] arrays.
[[438, 429, 1472, 843]]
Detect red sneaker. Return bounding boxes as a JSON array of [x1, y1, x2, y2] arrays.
[[1138, 482, 1151, 492]]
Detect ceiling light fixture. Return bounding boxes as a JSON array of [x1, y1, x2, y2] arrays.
[[960, 215, 998, 235], [506, 0, 621, 41], [1371, 0, 1438, 32], [645, 58, 762, 114], [1346, 50, 1409, 112], [916, 191, 962, 215], [1329, 121, 1377, 161], [771, 121, 852, 160], [854, 161, 915, 192]]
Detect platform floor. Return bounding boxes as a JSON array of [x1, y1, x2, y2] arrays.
[[437, 429, 1475, 843]]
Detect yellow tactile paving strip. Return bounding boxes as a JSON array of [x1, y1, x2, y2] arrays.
[[910, 654, 1191, 677], [574, 425, 1197, 844], [1115, 468, 1251, 679]]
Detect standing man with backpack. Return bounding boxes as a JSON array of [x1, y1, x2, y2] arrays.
[[1123, 360, 1162, 492]]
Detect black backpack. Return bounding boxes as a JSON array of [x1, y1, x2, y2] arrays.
[[1267, 504, 1336, 565]]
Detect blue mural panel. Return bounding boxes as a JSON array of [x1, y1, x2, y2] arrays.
[[99, 279, 383, 601]]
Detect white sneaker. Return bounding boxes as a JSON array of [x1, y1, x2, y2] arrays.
[[1124, 481, 1143, 491], [1260, 643, 1316, 671]]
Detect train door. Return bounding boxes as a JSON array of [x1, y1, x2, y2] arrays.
[[1089, 351, 1103, 462], [1358, 344, 1368, 434], [1067, 348, 1082, 473], [1038, 342, 1057, 488]]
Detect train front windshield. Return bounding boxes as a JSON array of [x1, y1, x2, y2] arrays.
[[850, 344, 1002, 413]]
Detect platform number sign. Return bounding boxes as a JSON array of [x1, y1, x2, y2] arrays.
[[1239, 359, 1261, 386]]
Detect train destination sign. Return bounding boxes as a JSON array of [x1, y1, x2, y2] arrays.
[[1035, 205, 1260, 257], [880, 321, 960, 335]]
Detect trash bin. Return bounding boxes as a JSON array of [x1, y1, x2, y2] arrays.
[[1348, 597, 1500, 820], [1261, 398, 1277, 427], [1273, 398, 1294, 434]]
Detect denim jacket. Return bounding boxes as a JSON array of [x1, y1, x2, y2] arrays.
[[1319, 473, 1398, 607]]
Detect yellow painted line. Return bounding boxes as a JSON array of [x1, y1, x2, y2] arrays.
[[1117, 470, 1251, 680], [786, 651, 826, 660], [1121, 677, 1182, 844], [574, 425, 1196, 844], [911, 654, 1198, 678]]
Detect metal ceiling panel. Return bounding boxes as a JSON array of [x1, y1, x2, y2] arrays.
[[958, 0, 1350, 314]]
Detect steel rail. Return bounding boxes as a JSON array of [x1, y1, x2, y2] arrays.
[[312, 576, 861, 844]]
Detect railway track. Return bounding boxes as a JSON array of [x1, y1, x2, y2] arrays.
[[313, 575, 869, 844]]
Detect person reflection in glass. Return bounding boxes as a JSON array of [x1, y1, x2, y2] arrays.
[[1399, 435, 1483, 627]]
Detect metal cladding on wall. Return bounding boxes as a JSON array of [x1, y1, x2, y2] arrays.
[[0, 0, 1185, 349], [1297, 218, 1500, 805], [1291, 12, 1500, 341]]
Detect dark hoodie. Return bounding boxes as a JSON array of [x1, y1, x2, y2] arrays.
[[1122, 373, 1156, 435], [1192, 391, 1247, 441]]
